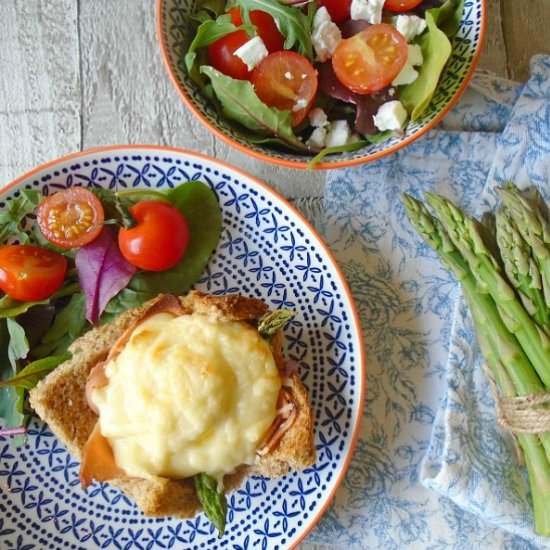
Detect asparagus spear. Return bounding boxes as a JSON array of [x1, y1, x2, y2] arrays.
[[498, 185, 550, 310], [404, 194, 550, 454], [469, 296, 550, 534], [496, 207, 549, 328], [424, 192, 550, 388]]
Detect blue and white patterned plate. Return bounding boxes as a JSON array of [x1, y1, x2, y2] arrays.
[[157, 0, 486, 169], [0, 146, 365, 550]]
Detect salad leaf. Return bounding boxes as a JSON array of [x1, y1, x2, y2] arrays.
[[0, 321, 25, 443], [232, 0, 313, 59], [201, 66, 309, 152], [194, 473, 227, 537], [433, 0, 464, 37], [16, 304, 56, 348], [41, 293, 86, 345], [318, 63, 392, 136], [400, 3, 453, 121], [90, 187, 135, 229], [102, 288, 154, 321], [0, 189, 41, 244], [0, 281, 80, 319], [365, 130, 393, 144], [0, 353, 70, 391], [75, 229, 136, 324], [258, 309, 295, 338], [185, 14, 251, 75], [7, 318, 29, 370], [308, 140, 369, 168], [192, 0, 227, 22], [129, 181, 222, 295]]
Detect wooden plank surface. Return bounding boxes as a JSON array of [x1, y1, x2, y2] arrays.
[[501, 0, 550, 82], [0, 0, 80, 186]]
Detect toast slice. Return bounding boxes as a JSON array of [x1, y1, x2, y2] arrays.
[[29, 291, 315, 518]]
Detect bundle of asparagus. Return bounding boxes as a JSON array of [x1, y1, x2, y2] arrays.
[[403, 184, 550, 535]]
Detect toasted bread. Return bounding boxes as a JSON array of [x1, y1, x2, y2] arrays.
[[29, 291, 315, 518]]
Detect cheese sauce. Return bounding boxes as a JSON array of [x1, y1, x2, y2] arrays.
[[91, 312, 281, 480]]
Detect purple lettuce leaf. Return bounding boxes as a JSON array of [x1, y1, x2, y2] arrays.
[[339, 19, 370, 39], [75, 229, 136, 324], [318, 62, 394, 135]]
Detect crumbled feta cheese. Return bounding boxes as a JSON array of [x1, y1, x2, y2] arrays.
[[307, 127, 328, 149], [394, 14, 427, 42], [234, 36, 268, 71], [392, 44, 423, 86], [373, 101, 407, 132], [284, 71, 294, 80], [351, 0, 384, 24], [309, 108, 329, 128], [407, 44, 423, 67], [293, 98, 309, 112], [312, 6, 342, 62], [326, 120, 352, 147]]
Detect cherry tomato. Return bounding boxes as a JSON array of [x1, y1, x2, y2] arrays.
[[0, 245, 67, 301], [251, 51, 318, 127], [118, 201, 189, 272], [384, 0, 423, 12], [332, 23, 408, 94], [228, 7, 284, 53], [37, 187, 105, 250], [318, 0, 351, 23], [208, 30, 251, 80]]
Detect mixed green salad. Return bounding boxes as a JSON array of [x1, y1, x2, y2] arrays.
[[184, 0, 464, 164], [0, 182, 222, 445]]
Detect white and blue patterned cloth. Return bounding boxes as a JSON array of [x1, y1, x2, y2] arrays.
[[301, 55, 550, 549]]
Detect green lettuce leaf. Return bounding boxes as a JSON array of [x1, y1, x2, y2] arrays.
[[6, 318, 29, 370], [308, 140, 369, 169], [0, 189, 41, 244], [400, 0, 462, 121], [0, 353, 71, 391], [233, 0, 313, 59], [128, 181, 222, 296], [201, 65, 309, 152]]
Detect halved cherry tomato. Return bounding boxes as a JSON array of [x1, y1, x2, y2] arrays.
[[318, 0, 351, 23], [0, 245, 67, 301], [384, 0, 423, 12], [118, 201, 189, 272], [37, 187, 104, 250], [332, 23, 408, 94], [208, 30, 251, 80], [251, 51, 318, 127], [229, 7, 284, 53]]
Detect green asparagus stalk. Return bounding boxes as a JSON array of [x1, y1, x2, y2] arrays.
[[496, 207, 549, 328], [424, 192, 550, 388], [404, 195, 550, 450], [404, 193, 550, 534], [469, 296, 550, 534], [498, 185, 550, 311]]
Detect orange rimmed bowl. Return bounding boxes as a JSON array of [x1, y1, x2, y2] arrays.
[[156, 0, 486, 170]]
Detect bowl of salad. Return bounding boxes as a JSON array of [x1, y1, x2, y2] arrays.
[[157, 0, 485, 169]]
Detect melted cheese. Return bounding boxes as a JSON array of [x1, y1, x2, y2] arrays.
[[91, 312, 281, 480]]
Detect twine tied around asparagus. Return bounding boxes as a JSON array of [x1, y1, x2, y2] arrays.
[[482, 364, 550, 465]]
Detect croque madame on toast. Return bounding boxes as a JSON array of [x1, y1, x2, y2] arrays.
[[29, 291, 315, 534]]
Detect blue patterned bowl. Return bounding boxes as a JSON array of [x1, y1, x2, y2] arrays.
[[0, 146, 365, 550], [156, 0, 486, 170]]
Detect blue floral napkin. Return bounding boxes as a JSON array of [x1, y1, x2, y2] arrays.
[[421, 55, 550, 547], [298, 57, 550, 548]]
